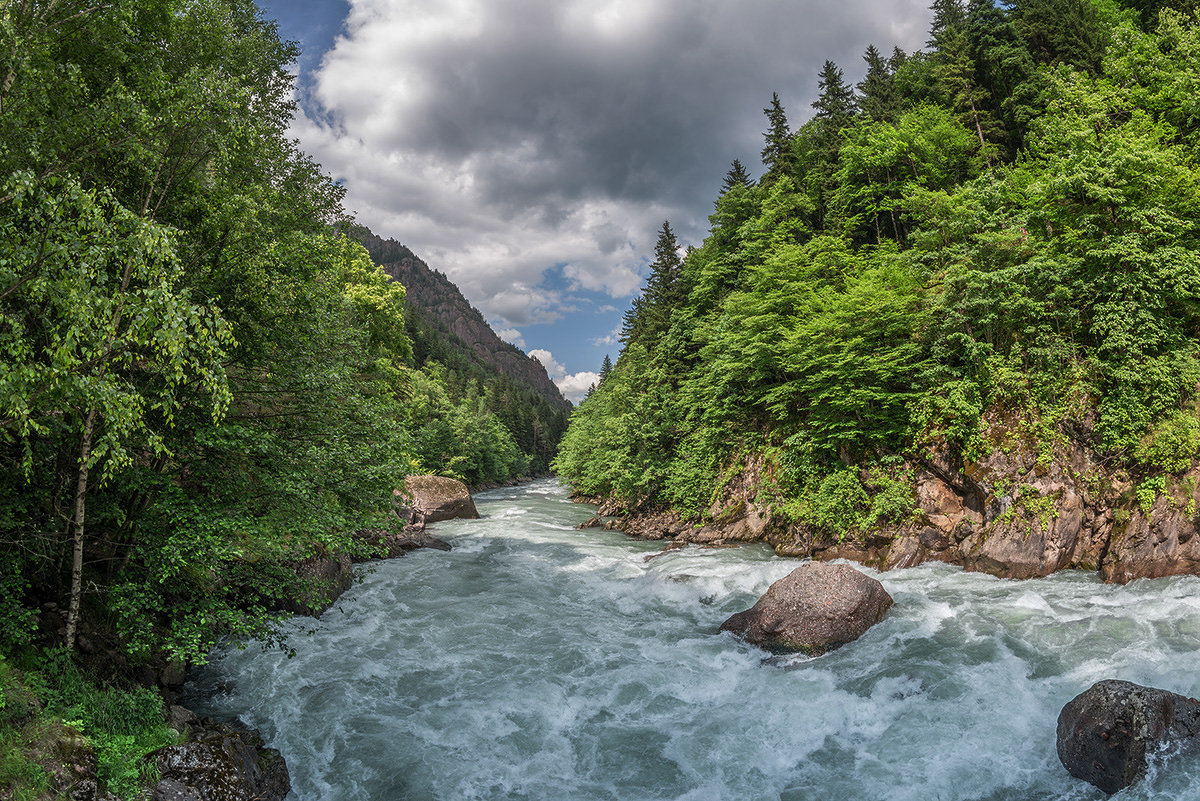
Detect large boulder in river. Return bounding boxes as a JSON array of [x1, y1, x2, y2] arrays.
[[397, 475, 480, 523], [1057, 679, 1200, 793], [719, 562, 893, 655]]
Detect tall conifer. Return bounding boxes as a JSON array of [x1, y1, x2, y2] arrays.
[[857, 44, 900, 122], [760, 93, 796, 183]]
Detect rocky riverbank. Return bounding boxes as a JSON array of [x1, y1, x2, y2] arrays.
[[580, 422, 1200, 584]]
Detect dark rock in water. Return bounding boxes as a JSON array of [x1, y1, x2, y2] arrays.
[[352, 527, 452, 561], [719, 562, 893, 655], [1057, 679, 1200, 793], [398, 475, 480, 522], [151, 719, 290, 801]]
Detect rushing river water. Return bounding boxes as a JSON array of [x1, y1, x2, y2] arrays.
[[185, 479, 1200, 800]]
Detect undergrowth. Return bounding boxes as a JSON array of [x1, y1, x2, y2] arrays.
[[1, 649, 180, 800]]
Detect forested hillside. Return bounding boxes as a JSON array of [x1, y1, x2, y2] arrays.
[[555, 0, 1200, 553], [354, 228, 571, 474], [0, 0, 559, 686]]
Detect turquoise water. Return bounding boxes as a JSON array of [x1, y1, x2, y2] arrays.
[[185, 479, 1200, 800]]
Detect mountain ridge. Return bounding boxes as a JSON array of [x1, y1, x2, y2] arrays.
[[352, 227, 571, 410]]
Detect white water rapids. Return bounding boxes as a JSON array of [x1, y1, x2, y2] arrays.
[[185, 479, 1200, 800]]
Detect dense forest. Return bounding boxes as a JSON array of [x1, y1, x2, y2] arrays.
[[555, 0, 1200, 535], [0, 2, 567, 792]]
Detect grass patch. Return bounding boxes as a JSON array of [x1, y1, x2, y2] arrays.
[[2, 649, 181, 800]]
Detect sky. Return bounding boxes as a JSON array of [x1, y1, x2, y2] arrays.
[[257, 0, 934, 402]]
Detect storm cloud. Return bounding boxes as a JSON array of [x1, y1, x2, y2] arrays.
[[293, 0, 932, 331]]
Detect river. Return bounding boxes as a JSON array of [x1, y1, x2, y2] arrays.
[[184, 479, 1200, 800]]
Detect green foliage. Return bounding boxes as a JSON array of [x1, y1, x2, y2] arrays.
[[808, 470, 870, 537], [1135, 409, 1200, 472], [2, 650, 178, 800], [0, 0, 541, 670], [866, 469, 919, 526], [1138, 475, 1167, 514], [554, 0, 1200, 533]]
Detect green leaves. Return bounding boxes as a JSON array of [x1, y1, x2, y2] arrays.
[[556, 4, 1200, 527], [0, 173, 232, 479]]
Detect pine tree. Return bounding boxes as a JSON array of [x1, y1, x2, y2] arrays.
[[928, 0, 968, 50], [620, 295, 646, 345], [722, 159, 753, 193], [620, 222, 684, 347], [760, 92, 796, 183], [1013, 0, 1105, 72], [928, 0, 997, 164], [645, 221, 685, 317], [857, 44, 900, 122], [812, 60, 858, 131], [599, 354, 613, 383]]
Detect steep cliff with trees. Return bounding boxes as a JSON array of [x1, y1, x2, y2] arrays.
[[555, 0, 1200, 583], [353, 229, 571, 475]]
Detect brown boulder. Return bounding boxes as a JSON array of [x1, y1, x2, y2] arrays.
[[719, 562, 893, 655], [1057, 679, 1200, 793], [397, 475, 480, 523], [351, 528, 452, 561]]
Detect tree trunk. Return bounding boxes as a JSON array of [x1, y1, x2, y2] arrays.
[[64, 408, 96, 650]]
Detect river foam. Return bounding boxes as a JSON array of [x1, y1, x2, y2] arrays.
[[185, 479, 1200, 800]]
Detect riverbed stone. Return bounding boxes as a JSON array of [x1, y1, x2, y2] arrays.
[[397, 475, 480, 522], [1057, 679, 1200, 793], [719, 562, 893, 655]]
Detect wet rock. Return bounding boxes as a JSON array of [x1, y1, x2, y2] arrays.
[[352, 527, 452, 561], [1057, 679, 1200, 794], [152, 720, 290, 801], [719, 562, 893, 655], [166, 704, 199, 735], [149, 779, 203, 801], [398, 475, 480, 522]]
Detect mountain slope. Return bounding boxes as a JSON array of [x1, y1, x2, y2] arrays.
[[354, 228, 570, 410]]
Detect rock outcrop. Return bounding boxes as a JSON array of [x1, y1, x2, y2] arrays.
[[1057, 679, 1200, 793], [583, 410, 1200, 585], [719, 562, 893, 655], [277, 553, 354, 617], [352, 527, 452, 560], [150, 719, 290, 801], [398, 475, 480, 523], [354, 229, 570, 410]]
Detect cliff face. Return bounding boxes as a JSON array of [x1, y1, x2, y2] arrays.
[[583, 413, 1200, 584], [354, 228, 571, 410]]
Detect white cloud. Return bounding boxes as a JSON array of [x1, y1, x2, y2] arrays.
[[290, 0, 932, 329], [496, 328, 525, 348], [590, 326, 622, 347], [528, 348, 600, 403], [557, 371, 601, 404]]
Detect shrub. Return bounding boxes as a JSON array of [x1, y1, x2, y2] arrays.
[[1135, 410, 1200, 473]]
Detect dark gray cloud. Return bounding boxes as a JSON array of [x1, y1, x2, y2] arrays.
[[294, 0, 932, 321]]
